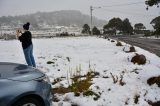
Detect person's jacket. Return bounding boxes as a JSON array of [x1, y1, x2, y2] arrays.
[[19, 31, 32, 49]]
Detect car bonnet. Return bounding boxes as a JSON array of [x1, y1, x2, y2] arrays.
[[0, 62, 45, 81]]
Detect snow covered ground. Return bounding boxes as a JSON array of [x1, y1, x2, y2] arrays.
[[0, 37, 160, 106]]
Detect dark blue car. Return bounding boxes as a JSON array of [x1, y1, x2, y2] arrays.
[[0, 62, 52, 106]]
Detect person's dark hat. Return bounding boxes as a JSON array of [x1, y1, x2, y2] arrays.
[[23, 22, 30, 30]]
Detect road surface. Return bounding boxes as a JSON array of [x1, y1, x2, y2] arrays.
[[110, 36, 160, 57]]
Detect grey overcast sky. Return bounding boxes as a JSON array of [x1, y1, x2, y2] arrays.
[[0, 0, 160, 29]]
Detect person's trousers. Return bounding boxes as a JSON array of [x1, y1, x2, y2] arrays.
[[23, 44, 36, 67]]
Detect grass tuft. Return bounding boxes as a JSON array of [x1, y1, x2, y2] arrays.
[[47, 61, 55, 64]]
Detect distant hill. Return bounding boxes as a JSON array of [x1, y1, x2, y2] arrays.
[[0, 10, 106, 29]]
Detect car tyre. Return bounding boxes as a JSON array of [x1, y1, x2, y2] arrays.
[[13, 97, 43, 106]]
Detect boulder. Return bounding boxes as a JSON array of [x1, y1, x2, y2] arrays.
[[111, 40, 115, 42], [147, 76, 160, 87], [129, 46, 136, 52], [116, 41, 122, 46], [123, 46, 136, 53], [131, 53, 146, 65]]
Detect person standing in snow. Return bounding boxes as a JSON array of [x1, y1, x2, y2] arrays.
[[16, 22, 36, 67]]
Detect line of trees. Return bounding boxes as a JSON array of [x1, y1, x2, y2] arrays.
[[81, 17, 146, 36], [145, 0, 160, 10], [81, 24, 101, 35], [81, 18, 134, 35], [150, 16, 160, 36], [134, 23, 146, 34], [103, 17, 133, 35], [81, 15, 160, 37], [145, 0, 160, 7]]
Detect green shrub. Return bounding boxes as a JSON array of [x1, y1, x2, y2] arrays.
[[83, 90, 100, 101], [69, 71, 92, 93], [68, 65, 101, 100]]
